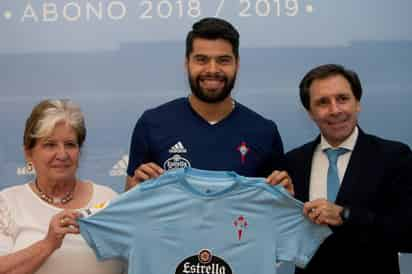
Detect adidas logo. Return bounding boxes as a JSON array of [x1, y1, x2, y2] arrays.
[[168, 141, 187, 154], [16, 165, 36, 176], [110, 154, 129, 176]]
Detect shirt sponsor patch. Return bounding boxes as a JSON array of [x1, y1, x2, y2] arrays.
[[163, 154, 191, 170], [175, 249, 232, 274]]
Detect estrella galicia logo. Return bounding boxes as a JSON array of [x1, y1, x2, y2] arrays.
[[163, 154, 191, 170], [175, 249, 232, 274]]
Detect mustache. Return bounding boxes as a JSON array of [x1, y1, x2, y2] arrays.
[[198, 72, 227, 81]]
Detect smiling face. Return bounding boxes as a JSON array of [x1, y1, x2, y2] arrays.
[[25, 121, 80, 183], [186, 38, 238, 103], [308, 74, 361, 147]]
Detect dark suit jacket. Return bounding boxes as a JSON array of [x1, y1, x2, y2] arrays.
[[286, 129, 412, 274]]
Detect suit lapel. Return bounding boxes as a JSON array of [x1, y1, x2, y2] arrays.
[[336, 129, 368, 204]]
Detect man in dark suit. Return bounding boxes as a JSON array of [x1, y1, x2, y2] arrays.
[[286, 64, 412, 274]]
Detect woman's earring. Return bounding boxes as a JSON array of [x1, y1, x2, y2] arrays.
[[26, 162, 33, 172]]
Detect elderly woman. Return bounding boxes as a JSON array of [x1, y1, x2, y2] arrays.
[[0, 99, 123, 274]]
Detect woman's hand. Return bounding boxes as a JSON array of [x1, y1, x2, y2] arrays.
[[44, 210, 80, 251]]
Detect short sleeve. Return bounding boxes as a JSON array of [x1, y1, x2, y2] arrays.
[[127, 112, 150, 177], [271, 186, 331, 268], [268, 121, 285, 172], [0, 194, 16, 255], [78, 193, 138, 261]]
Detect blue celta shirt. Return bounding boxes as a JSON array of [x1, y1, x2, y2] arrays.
[[79, 168, 331, 274]]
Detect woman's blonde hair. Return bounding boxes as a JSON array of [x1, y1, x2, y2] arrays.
[[23, 99, 86, 149]]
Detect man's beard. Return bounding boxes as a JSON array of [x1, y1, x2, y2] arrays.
[[188, 71, 237, 103]]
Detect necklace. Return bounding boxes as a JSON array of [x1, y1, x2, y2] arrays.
[[34, 179, 76, 205]]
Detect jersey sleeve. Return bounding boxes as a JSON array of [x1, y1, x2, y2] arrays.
[[269, 122, 286, 170], [0, 193, 16, 255], [78, 191, 140, 261], [127, 112, 150, 177], [260, 121, 286, 177], [270, 186, 331, 268]]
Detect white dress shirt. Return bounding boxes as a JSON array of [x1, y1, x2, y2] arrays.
[[309, 127, 359, 201], [0, 182, 124, 274]]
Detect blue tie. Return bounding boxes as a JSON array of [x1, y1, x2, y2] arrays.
[[324, 148, 349, 201]]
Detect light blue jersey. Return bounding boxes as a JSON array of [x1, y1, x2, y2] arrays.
[[79, 168, 331, 274]]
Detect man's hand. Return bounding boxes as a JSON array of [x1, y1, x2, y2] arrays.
[[125, 162, 164, 191], [303, 199, 344, 226], [266, 170, 294, 196]]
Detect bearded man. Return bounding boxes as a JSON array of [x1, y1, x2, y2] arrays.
[[125, 18, 292, 193]]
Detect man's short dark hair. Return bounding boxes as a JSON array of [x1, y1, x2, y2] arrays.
[[185, 17, 240, 59], [299, 64, 363, 110]]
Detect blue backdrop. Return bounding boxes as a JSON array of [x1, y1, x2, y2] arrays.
[[1, 1, 411, 273]]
